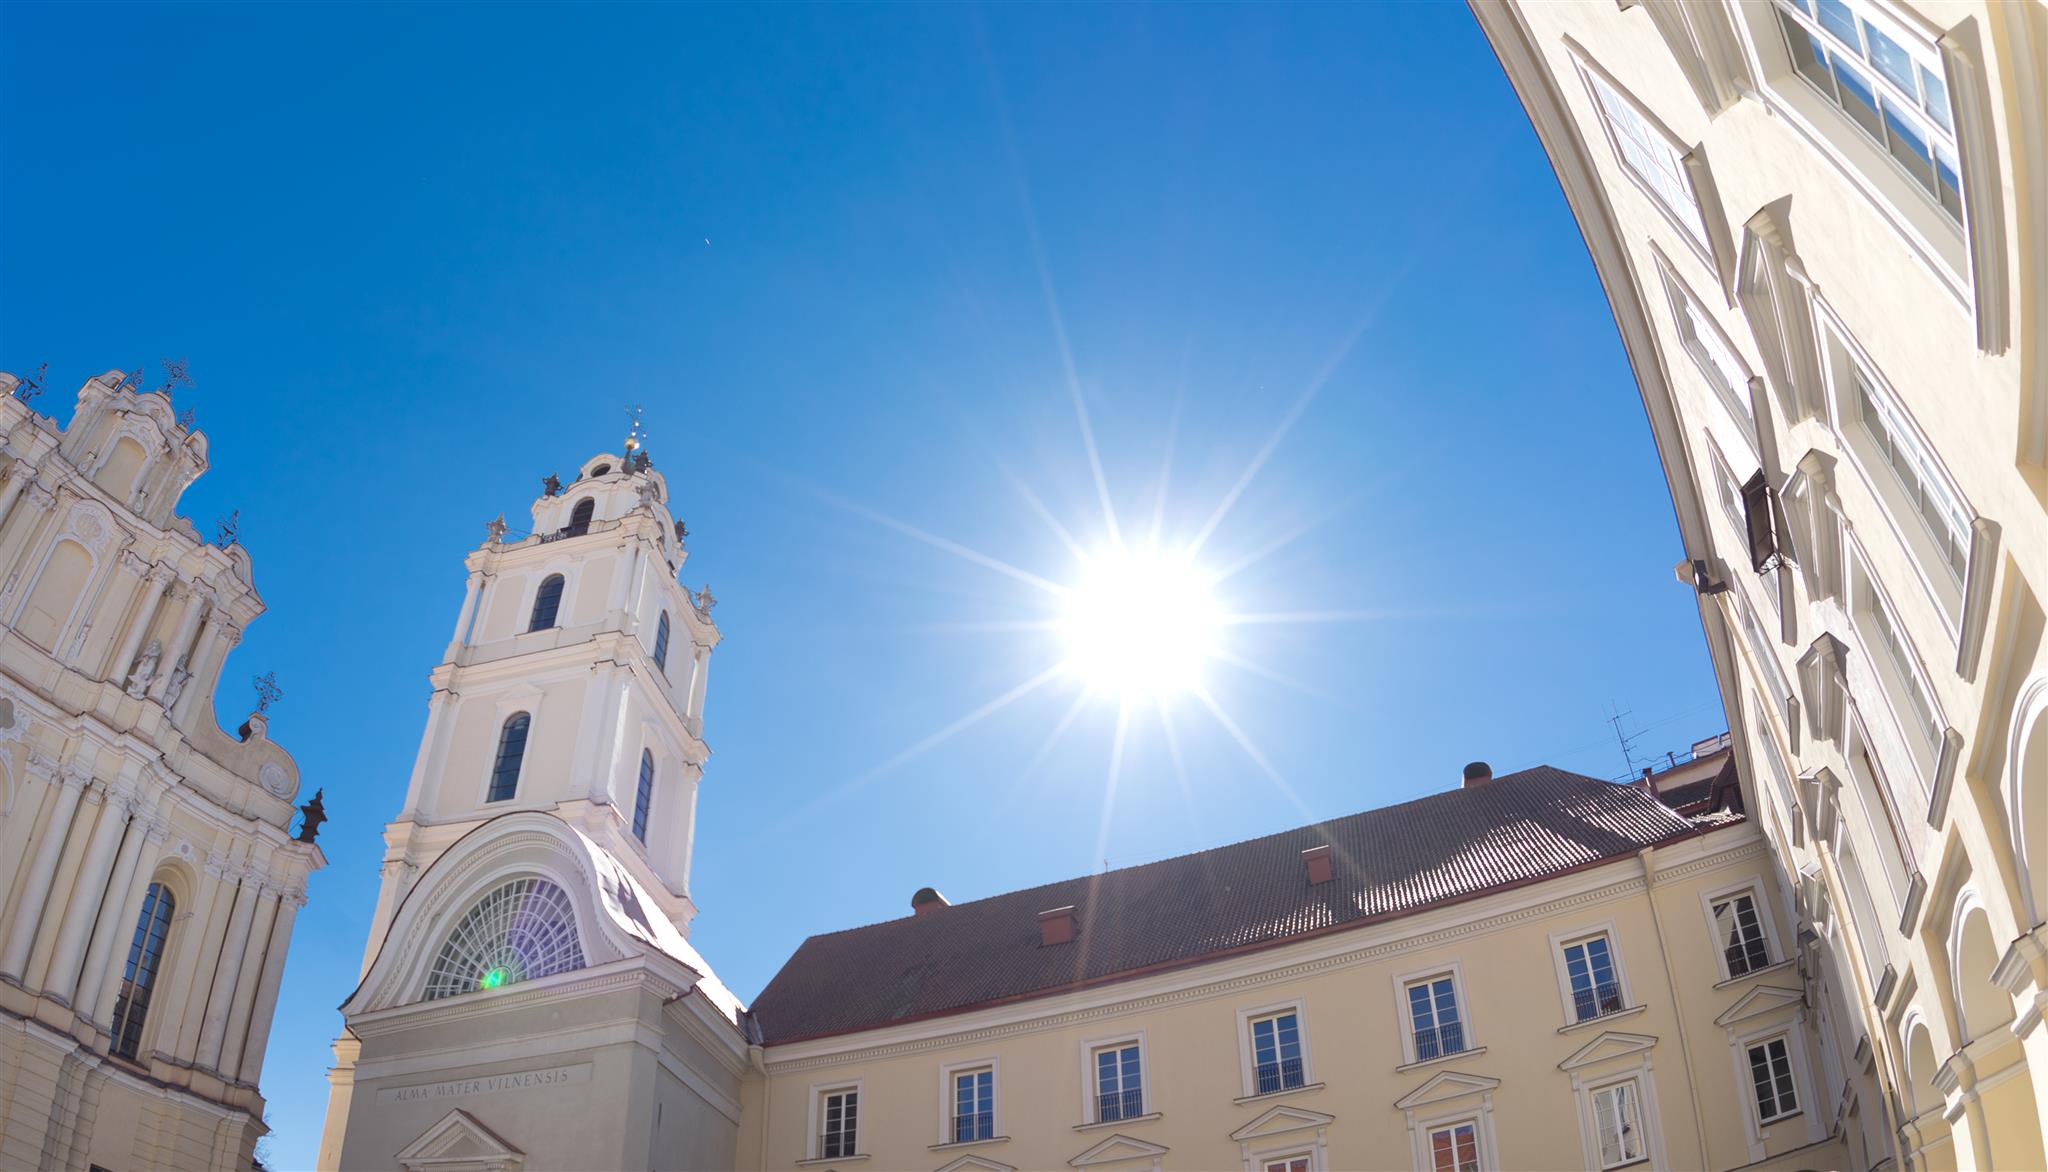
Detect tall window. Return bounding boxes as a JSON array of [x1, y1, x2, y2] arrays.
[[1593, 1080, 1645, 1168], [1563, 934, 1626, 1022], [951, 1067, 994, 1143], [1748, 1036, 1801, 1122], [1582, 65, 1709, 250], [565, 498, 595, 537], [1248, 1009, 1306, 1094], [1661, 261, 1755, 434], [652, 611, 671, 674], [109, 882, 174, 1061], [1429, 1120, 1482, 1172], [1712, 891, 1773, 977], [1850, 554, 1944, 780], [528, 575, 565, 631], [1405, 974, 1467, 1061], [1093, 1042, 1143, 1122], [819, 1087, 858, 1159], [487, 713, 530, 802], [1772, 0, 1961, 222], [1848, 362, 1970, 588], [631, 750, 655, 843]]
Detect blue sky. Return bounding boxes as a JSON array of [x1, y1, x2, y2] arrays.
[[2, 3, 1724, 1167]]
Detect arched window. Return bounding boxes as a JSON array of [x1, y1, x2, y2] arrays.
[[424, 877, 584, 1000], [487, 713, 530, 802], [528, 575, 565, 631], [110, 882, 175, 1060], [652, 612, 671, 674], [565, 498, 595, 537], [94, 436, 149, 502], [19, 540, 92, 651], [632, 750, 655, 842]]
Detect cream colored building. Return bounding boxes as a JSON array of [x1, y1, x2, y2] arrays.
[[1468, 0, 2048, 1167], [0, 370, 325, 1170]]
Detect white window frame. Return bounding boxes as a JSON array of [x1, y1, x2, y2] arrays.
[[1731, 591, 1798, 738], [1656, 247, 1760, 451], [1257, 1149, 1320, 1172], [936, 1057, 1000, 1146], [1078, 1031, 1150, 1126], [1392, 962, 1477, 1066], [1844, 540, 1947, 793], [806, 1080, 863, 1162], [1422, 1114, 1487, 1172], [1588, 1077, 1649, 1169], [1549, 923, 1635, 1026], [1572, 52, 1716, 267], [1236, 999, 1315, 1099], [1742, 1032, 1805, 1125], [1699, 880, 1783, 982]]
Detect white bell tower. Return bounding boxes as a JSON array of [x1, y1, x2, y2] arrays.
[[359, 427, 718, 967]]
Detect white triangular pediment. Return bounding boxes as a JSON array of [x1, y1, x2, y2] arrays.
[[394, 1110, 523, 1171], [1393, 1070, 1501, 1111], [1558, 1030, 1659, 1071], [934, 1156, 1016, 1172], [1230, 1104, 1336, 1141], [1715, 984, 1805, 1027], [1069, 1133, 1170, 1167]]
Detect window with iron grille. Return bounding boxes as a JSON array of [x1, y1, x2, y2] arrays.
[[1593, 1080, 1645, 1168], [1405, 975, 1467, 1061], [1748, 1036, 1801, 1122], [110, 882, 174, 1060], [1563, 934, 1626, 1022], [487, 713, 530, 803], [528, 574, 565, 631], [1712, 891, 1773, 977], [819, 1087, 858, 1158], [1772, 0, 1961, 223], [1093, 1042, 1143, 1122], [631, 749, 654, 843], [1248, 1009, 1306, 1094], [1429, 1120, 1482, 1172], [951, 1067, 994, 1143]]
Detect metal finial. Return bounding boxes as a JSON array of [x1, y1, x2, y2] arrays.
[[214, 509, 240, 547], [252, 671, 283, 714], [624, 403, 646, 452]]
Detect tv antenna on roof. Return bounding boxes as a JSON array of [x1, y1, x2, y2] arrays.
[[1606, 703, 1643, 781]]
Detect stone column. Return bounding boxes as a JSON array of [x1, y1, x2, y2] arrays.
[[233, 883, 302, 1084], [0, 761, 86, 980], [74, 809, 156, 1024], [171, 615, 239, 727], [0, 458, 30, 532], [44, 785, 135, 1003], [110, 564, 173, 689], [90, 818, 170, 1026], [194, 873, 260, 1070], [215, 881, 277, 1078], [0, 481, 56, 605], [145, 585, 206, 702]]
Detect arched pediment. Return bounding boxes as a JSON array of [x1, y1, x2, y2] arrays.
[[343, 811, 703, 1016]]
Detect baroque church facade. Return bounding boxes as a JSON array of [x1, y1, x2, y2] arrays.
[[0, 370, 324, 1170]]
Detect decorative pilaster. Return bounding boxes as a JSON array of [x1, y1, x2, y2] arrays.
[[215, 878, 279, 1078], [75, 809, 158, 1024], [0, 458, 31, 533], [146, 585, 207, 702], [111, 563, 173, 691], [194, 871, 261, 1070], [0, 481, 57, 601], [0, 761, 88, 980], [234, 881, 303, 1084], [446, 570, 484, 658], [44, 784, 135, 1003], [91, 818, 170, 1026]]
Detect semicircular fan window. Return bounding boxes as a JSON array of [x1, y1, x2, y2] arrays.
[[424, 877, 585, 1000]]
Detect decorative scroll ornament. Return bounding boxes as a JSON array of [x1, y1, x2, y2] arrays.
[[260, 761, 293, 799]]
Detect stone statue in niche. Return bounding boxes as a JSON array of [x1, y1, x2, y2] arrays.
[[162, 655, 191, 710], [126, 640, 162, 696]]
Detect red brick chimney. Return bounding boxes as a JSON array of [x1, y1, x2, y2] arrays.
[[1038, 905, 1078, 946], [1302, 844, 1334, 886]]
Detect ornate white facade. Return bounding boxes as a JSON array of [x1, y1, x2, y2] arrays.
[[320, 445, 750, 1171], [0, 370, 323, 1170]]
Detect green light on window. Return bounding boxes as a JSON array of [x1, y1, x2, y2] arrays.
[[479, 967, 508, 990]]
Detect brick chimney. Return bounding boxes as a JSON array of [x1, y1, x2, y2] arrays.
[[1038, 905, 1078, 946], [1462, 761, 1493, 788], [912, 887, 949, 916], [1302, 844, 1334, 886]]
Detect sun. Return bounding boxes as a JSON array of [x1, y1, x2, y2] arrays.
[[1060, 547, 1224, 700]]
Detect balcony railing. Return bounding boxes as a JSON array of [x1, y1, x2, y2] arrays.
[[1413, 1022, 1467, 1062], [1254, 1057, 1305, 1094], [1097, 1089, 1145, 1122], [1573, 981, 1626, 1021], [952, 1110, 994, 1143]]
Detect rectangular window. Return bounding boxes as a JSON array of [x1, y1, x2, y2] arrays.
[[1583, 67, 1710, 250], [951, 1067, 994, 1143], [1748, 1036, 1801, 1122], [1564, 934, 1626, 1022], [1405, 975, 1468, 1061], [1264, 1159, 1311, 1172], [1093, 1042, 1143, 1123], [1712, 891, 1773, 976], [1429, 1120, 1482, 1172], [1593, 1081, 1646, 1168], [1661, 261, 1756, 434], [1249, 1010, 1306, 1094], [1850, 554, 1944, 780], [1772, 0, 1961, 222], [819, 1087, 858, 1159], [1850, 366, 1971, 588]]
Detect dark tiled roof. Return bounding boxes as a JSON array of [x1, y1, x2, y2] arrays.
[[1659, 754, 1743, 815], [751, 767, 1703, 1044]]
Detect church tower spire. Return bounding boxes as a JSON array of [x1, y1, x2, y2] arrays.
[[360, 442, 717, 969]]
